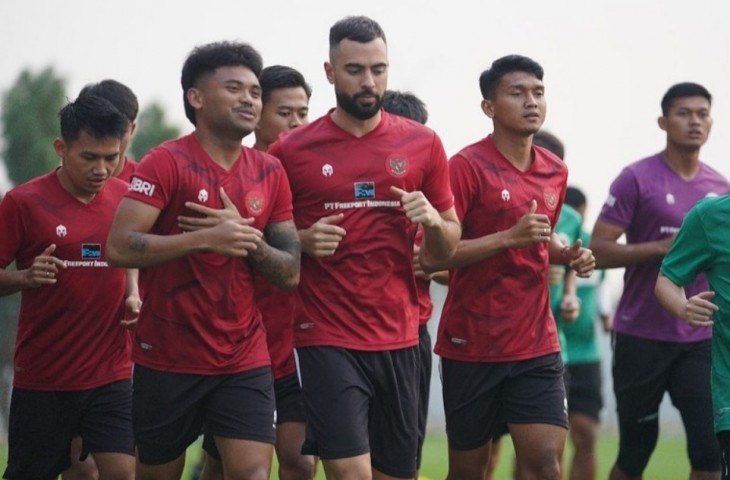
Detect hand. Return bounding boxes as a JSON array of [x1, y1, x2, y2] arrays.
[[560, 294, 581, 323], [503, 200, 552, 248], [121, 294, 142, 330], [299, 213, 346, 257], [390, 186, 441, 228], [682, 291, 717, 328], [25, 244, 66, 288], [600, 314, 613, 333], [206, 219, 263, 257], [564, 239, 596, 278], [178, 187, 241, 231], [413, 243, 432, 281]]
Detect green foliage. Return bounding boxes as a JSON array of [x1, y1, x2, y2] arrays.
[[128, 102, 180, 160], [1, 67, 67, 186]]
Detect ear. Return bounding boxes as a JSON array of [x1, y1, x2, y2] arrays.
[[657, 115, 667, 132], [129, 121, 137, 136], [481, 99, 495, 118], [53, 138, 66, 161], [324, 61, 335, 84], [187, 87, 203, 110]]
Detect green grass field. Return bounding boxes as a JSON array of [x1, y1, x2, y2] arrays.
[[0, 431, 693, 479]]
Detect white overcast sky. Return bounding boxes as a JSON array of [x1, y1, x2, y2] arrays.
[[2, 0, 729, 228]]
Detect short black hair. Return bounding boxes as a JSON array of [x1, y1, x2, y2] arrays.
[[661, 82, 711, 116], [533, 130, 564, 160], [382, 90, 428, 125], [78, 79, 138, 122], [479, 55, 544, 100], [181, 41, 263, 125], [59, 94, 129, 143], [564, 186, 587, 211], [260, 65, 312, 105], [329, 15, 386, 49]]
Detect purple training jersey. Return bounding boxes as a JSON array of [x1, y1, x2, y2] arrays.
[[598, 152, 729, 342]]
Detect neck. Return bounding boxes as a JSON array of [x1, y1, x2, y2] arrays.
[[491, 130, 534, 172], [253, 137, 268, 152], [663, 144, 701, 180], [330, 107, 381, 138], [56, 168, 95, 204], [194, 127, 243, 170]]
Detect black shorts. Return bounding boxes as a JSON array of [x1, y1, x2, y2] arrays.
[[442, 353, 568, 451], [3, 380, 133, 480], [133, 365, 275, 465], [417, 324, 432, 468], [566, 362, 603, 421], [274, 372, 306, 424], [297, 346, 419, 478]]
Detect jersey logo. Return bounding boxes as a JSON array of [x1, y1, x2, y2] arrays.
[[354, 182, 375, 199], [245, 191, 264, 216], [129, 177, 156, 197], [543, 187, 558, 210], [604, 193, 616, 208], [198, 189, 209, 203], [665, 193, 675, 205], [322, 164, 334, 177], [386, 155, 408, 177], [81, 244, 101, 259], [501, 189, 510, 201], [56, 224, 67, 237]]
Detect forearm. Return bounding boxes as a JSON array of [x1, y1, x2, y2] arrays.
[[107, 230, 209, 268], [249, 240, 301, 290], [421, 218, 461, 262], [125, 269, 140, 299], [423, 230, 509, 272], [591, 237, 667, 269], [0, 268, 29, 296], [654, 274, 688, 319]]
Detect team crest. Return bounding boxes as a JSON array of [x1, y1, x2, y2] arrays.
[[245, 191, 265, 216], [386, 154, 408, 177], [543, 187, 559, 211]]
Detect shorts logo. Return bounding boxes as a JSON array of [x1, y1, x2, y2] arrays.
[[56, 224, 67, 237], [354, 182, 375, 199], [81, 244, 101, 259], [322, 164, 334, 177], [543, 187, 558, 210], [245, 191, 264, 215], [198, 189, 209, 203], [501, 189, 510, 202], [129, 177, 156, 197], [386, 155, 408, 177]]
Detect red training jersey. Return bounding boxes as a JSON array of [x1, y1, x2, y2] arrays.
[[0, 171, 132, 390], [115, 156, 138, 183], [125, 134, 293, 374], [269, 111, 453, 350], [254, 276, 296, 379], [435, 136, 565, 362]]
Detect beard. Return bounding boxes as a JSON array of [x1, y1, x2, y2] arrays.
[[336, 89, 383, 120]]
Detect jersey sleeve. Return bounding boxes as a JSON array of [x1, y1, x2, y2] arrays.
[[0, 193, 23, 268], [597, 167, 639, 229], [660, 205, 712, 286], [267, 163, 294, 223], [448, 153, 476, 222], [421, 133, 454, 213], [125, 147, 177, 210]]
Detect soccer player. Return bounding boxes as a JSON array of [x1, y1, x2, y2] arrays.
[[269, 16, 461, 479], [0, 94, 136, 480], [423, 54, 594, 480], [590, 82, 727, 480], [105, 41, 301, 480]]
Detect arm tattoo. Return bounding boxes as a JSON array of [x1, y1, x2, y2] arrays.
[[129, 232, 149, 253], [251, 220, 301, 289]]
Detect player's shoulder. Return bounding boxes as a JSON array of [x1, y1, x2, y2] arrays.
[[4, 171, 55, 200]]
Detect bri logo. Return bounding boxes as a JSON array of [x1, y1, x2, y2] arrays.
[[129, 177, 156, 197], [81, 244, 101, 259]]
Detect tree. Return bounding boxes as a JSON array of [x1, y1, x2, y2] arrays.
[[129, 102, 180, 160], [1, 66, 67, 186]]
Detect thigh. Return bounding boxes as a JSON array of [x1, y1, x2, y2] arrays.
[[368, 347, 420, 479], [80, 379, 134, 456], [441, 358, 505, 451], [4, 388, 79, 480], [296, 347, 371, 460], [133, 365, 207, 465]]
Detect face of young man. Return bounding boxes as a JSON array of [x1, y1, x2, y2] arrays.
[[53, 130, 121, 202], [188, 65, 262, 138], [659, 96, 712, 150], [483, 71, 546, 135], [326, 38, 388, 120], [256, 86, 310, 148]]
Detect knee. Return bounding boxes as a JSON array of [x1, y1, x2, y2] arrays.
[[278, 455, 317, 480]]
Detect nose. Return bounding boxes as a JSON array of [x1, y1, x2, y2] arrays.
[[290, 116, 305, 128], [361, 70, 376, 89]]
